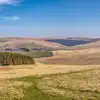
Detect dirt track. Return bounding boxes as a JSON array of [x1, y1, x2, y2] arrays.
[[0, 62, 100, 79]]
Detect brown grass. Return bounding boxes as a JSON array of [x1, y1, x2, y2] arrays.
[[37, 68, 100, 99], [0, 62, 100, 79], [0, 80, 32, 100], [37, 49, 100, 65]]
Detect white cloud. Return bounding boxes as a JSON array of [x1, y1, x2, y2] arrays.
[[0, 0, 22, 5], [0, 16, 20, 20]]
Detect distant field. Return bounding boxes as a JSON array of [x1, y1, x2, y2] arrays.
[[38, 49, 100, 65], [22, 51, 53, 58]]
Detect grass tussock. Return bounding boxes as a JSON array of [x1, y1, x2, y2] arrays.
[[0, 80, 32, 100]]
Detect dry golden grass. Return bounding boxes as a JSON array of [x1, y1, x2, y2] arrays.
[[37, 68, 100, 99], [37, 49, 100, 65], [0, 80, 32, 100], [0, 62, 99, 99], [0, 62, 100, 79]]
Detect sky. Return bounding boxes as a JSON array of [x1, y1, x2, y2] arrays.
[[0, 0, 100, 37]]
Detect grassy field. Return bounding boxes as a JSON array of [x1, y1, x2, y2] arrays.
[[37, 49, 100, 65], [0, 49, 100, 100], [0, 68, 100, 100], [24, 51, 53, 58]]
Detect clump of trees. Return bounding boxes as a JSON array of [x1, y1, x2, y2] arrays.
[[0, 52, 35, 66]]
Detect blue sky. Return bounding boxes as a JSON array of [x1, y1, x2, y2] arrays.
[[0, 0, 100, 37]]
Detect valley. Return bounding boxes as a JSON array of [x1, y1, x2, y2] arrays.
[[0, 37, 100, 100]]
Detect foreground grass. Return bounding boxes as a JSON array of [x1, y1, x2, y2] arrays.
[[12, 76, 66, 100], [1, 68, 100, 100]]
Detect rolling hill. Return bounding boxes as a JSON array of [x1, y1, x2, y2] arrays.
[[0, 38, 67, 51], [0, 37, 99, 51], [69, 40, 100, 50]]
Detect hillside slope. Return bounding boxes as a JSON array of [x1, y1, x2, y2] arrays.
[[38, 47, 100, 65], [0, 37, 100, 51], [66, 40, 100, 50], [0, 38, 67, 51]]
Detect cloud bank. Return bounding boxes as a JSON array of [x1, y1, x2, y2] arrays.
[[0, 0, 22, 5], [0, 16, 20, 20]]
